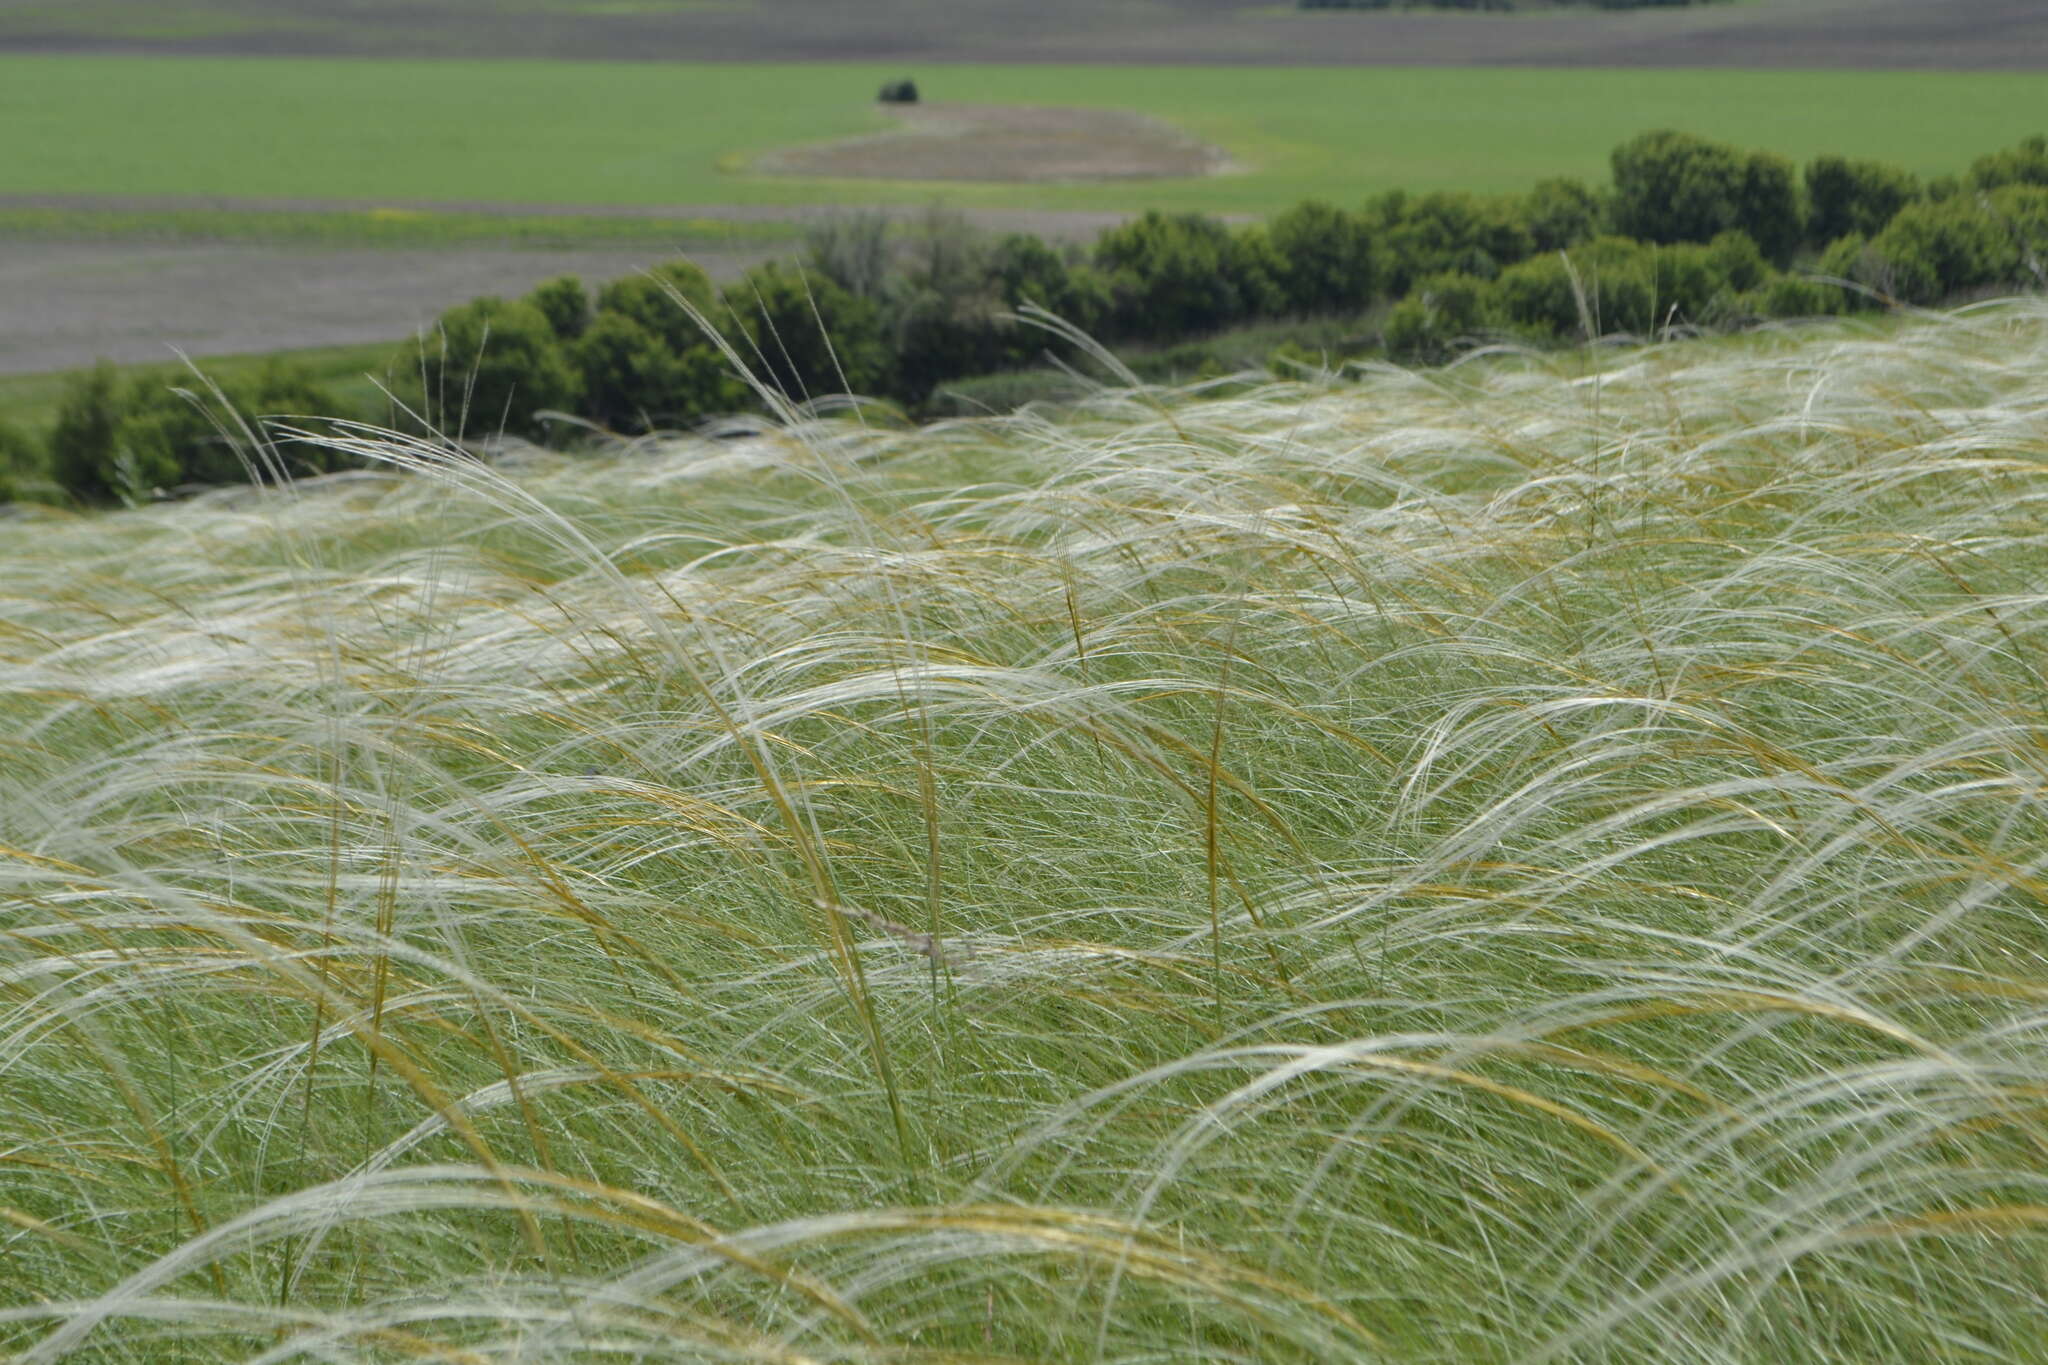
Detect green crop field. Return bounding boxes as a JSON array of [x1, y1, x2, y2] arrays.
[[5, 55, 2048, 216], [7, 305, 2048, 1360]]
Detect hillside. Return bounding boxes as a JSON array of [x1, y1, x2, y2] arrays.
[[5, 0, 2046, 68], [5, 306, 2048, 1359]]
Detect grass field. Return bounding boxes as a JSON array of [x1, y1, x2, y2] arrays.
[[6, 56, 2048, 216], [5, 305, 2048, 1359]]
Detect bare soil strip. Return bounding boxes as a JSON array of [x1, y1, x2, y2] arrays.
[[754, 104, 1235, 184], [0, 241, 771, 376]]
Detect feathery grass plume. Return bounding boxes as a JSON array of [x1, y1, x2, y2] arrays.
[[5, 301, 2048, 1360]]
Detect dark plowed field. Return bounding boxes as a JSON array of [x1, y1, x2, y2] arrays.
[[5, 0, 2046, 70]]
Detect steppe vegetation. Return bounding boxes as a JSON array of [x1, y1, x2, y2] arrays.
[[5, 302, 2048, 1360]]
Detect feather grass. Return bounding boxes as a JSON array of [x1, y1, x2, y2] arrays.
[[5, 303, 2048, 1360]]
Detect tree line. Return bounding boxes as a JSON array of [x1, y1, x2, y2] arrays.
[[11, 129, 2048, 505]]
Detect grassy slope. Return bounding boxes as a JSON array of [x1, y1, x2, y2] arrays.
[[4, 56, 2048, 214], [5, 307, 2048, 1360]]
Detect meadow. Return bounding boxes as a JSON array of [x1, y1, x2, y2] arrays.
[[5, 304, 2048, 1360], [6, 55, 2048, 216]]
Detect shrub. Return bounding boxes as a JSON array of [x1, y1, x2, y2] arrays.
[[49, 362, 126, 502], [594, 261, 720, 358], [51, 361, 347, 502], [805, 212, 894, 301], [1493, 254, 1585, 340], [571, 311, 737, 433], [877, 78, 920, 104], [1094, 211, 1273, 338], [1987, 185, 2048, 290], [1366, 190, 1534, 295], [400, 296, 579, 440], [1383, 271, 1498, 363], [0, 419, 46, 504], [1266, 200, 1377, 315], [1751, 275, 1844, 318], [885, 209, 1012, 401], [526, 276, 593, 342], [1611, 129, 1801, 264], [1805, 155, 1920, 244], [722, 261, 888, 403], [1968, 134, 2048, 191], [1521, 177, 1608, 252], [1860, 197, 2021, 304]]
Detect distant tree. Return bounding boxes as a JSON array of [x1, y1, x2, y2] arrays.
[[1094, 211, 1270, 337], [1805, 155, 1920, 245], [1968, 134, 2048, 191], [721, 262, 888, 404], [1610, 130, 1801, 264], [887, 208, 1010, 400], [571, 311, 737, 433], [1383, 271, 1498, 364], [1520, 177, 1608, 252], [805, 212, 894, 301], [1267, 200, 1377, 314], [1856, 197, 2020, 304], [594, 261, 721, 357], [400, 296, 578, 440], [1493, 253, 1585, 340], [49, 362, 126, 502], [0, 419, 46, 504], [1364, 190, 1534, 295], [51, 361, 347, 502], [526, 276, 593, 342]]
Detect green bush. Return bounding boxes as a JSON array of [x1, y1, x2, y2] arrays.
[[1383, 271, 1498, 363], [1968, 134, 2048, 191], [1366, 190, 1534, 295], [1813, 233, 1874, 306], [571, 311, 737, 433], [721, 261, 888, 404], [1094, 211, 1275, 338], [1987, 185, 2048, 291], [525, 276, 593, 342], [1521, 177, 1608, 251], [1611, 129, 1801, 264], [1805, 155, 1919, 244], [48, 362, 125, 502], [594, 261, 720, 358], [1267, 200, 1377, 315], [399, 296, 579, 441], [50, 361, 348, 502], [0, 419, 46, 504], [1860, 197, 2021, 304], [1493, 253, 1585, 340], [1749, 275, 1844, 319], [884, 209, 1012, 402]]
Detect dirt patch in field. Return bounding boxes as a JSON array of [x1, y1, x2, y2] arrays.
[[755, 104, 1233, 184]]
